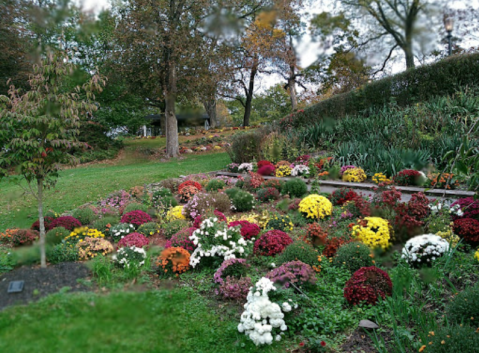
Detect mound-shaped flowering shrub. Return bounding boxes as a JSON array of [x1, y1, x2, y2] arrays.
[[453, 218, 479, 244], [192, 210, 227, 228], [178, 180, 202, 194], [238, 163, 253, 172], [31, 216, 55, 231], [393, 169, 422, 186], [166, 206, 186, 221], [46, 227, 70, 245], [262, 179, 283, 192], [165, 227, 197, 253], [179, 185, 199, 202], [231, 190, 255, 212], [228, 220, 261, 240], [254, 230, 293, 256], [217, 276, 252, 301], [298, 194, 333, 221], [402, 234, 450, 267], [243, 172, 264, 190], [113, 246, 147, 269], [117, 232, 149, 249], [120, 210, 152, 228], [76, 237, 114, 260], [258, 160, 274, 168], [344, 266, 392, 306], [265, 214, 294, 232], [137, 222, 160, 237], [322, 237, 354, 257], [214, 258, 250, 285], [238, 277, 297, 346], [372, 172, 391, 184], [205, 179, 226, 192], [351, 217, 392, 250], [65, 227, 105, 244], [256, 187, 280, 202], [0, 228, 39, 247], [451, 197, 479, 221], [156, 247, 190, 275], [333, 242, 374, 273], [340, 165, 356, 176], [342, 194, 371, 218], [282, 178, 308, 198], [257, 164, 275, 176], [342, 167, 367, 183], [266, 260, 316, 288], [183, 192, 231, 219], [291, 165, 310, 177], [275, 165, 292, 177], [110, 223, 135, 242], [100, 190, 131, 209], [189, 217, 251, 267], [277, 241, 319, 267], [304, 223, 328, 247], [329, 188, 359, 206], [48, 216, 82, 231]]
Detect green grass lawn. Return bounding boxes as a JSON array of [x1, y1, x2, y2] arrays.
[[0, 288, 290, 353], [0, 150, 230, 232]]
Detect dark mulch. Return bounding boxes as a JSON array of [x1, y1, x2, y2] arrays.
[[0, 262, 92, 310], [340, 328, 385, 353]]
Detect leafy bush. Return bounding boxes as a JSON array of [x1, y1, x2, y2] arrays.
[[159, 178, 181, 193], [226, 127, 270, 163], [48, 216, 82, 231], [228, 220, 261, 240], [165, 227, 197, 252], [343, 266, 392, 306], [453, 218, 479, 245], [265, 214, 294, 232], [254, 230, 293, 256], [277, 241, 319, 267], [120, 210, 152, 228], [123, 203, 149, 215], [225, 187, 242, 199], [92, 216, 119, 235], [256, 187, 280, 203], [266, 260, 316, 289], [333, 242, 374, 273], [117, 232, 149, 249], [447, 286, 479, 326], [282, 178, 308, 198], [163, 219, 190, 239], [231, 190, 255, 212], [205, 179, 226, 192], [156, 247, 190, 275], [329, 188, 358, 206], [72, 207, 98, 225], [76, 237, 114, 260], [422, 325, 479, 353], [137, 222, 160, 237], [46, 243, 79, 264], [45, 227, 70, 245]]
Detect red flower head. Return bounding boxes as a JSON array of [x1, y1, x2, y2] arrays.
[[321, 341, 326, 347]]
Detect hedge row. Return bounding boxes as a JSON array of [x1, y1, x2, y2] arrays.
[[280, 53, 479, 130]]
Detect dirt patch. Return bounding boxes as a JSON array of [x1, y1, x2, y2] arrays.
[[149, 232, 168, 248], [0, 262, 92, 310], [341, 328, 393, 353]]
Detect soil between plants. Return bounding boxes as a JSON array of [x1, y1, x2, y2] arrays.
[[0, 262, 91, 310]]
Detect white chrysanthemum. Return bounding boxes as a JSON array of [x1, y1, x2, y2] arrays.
[[402, 234, 449, 266]]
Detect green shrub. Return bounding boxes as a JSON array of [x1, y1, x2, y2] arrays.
[[92, 216, 120, 235], [447, 286, 479, 325], [226, 127, 270, 163], [205, 179, 226, 192], [137, 222, 160, 237], [282, 178, 308, 198], [72, 207, 98, 225], [277, 241, 319, 267], [424, 324, 479, 353], [288, 210, 308, 227], [45, 227, 70, 245], [123, 203, 149, 214], [256, 187, 280, 203], [46, 243, 79, 264], [333, 242, 374, 273], [231, 190, 255, 212], [276, 199, 291, 212], [151, 188, 173, 207], [162, 219, 190, 239], [225, 187, 241, 199], [265, 214, 294, 232], [157, 196, 178, 209]]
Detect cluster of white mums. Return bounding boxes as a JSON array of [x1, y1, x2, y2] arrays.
[[291, 164, 310, 177], [189, 217, 250, 268], [402, 234, 450, 265], [110, 223, 135, 240], [429, 201, 464, 217], [238, 277, 297, 346], [112, 246, 147, 269], [238, 163, 254, 172]]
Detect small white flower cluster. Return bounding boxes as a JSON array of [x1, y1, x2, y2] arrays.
[[291, 164, 310, 177], [429, 201, 464, 217], [238, 163, 254, 172], [110, 223, 135, 240], [238, 277, 297, 346], [112, 246, 147, 269], [402, 234, 450, 265], [189, 217, 250, 267]]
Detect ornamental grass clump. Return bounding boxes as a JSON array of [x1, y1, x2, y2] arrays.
[[446, 286, 479, 326], [113, 246, 147, 269], [333, 242, 374, 273], [110, 223, 135, 242], [401, 234, 450, 267], [453, 218, 479, 245], [65, 227, 105, 244], [157, 247, 191, 275], [117, 232, 149, 249], [265, 214, 294, 232], [231, 190, 255, 212], [254, 230, 293, 257], [256, 187, 280, 203], [120, 210, 152, 228], [343, 266, 392, 306], [342, 167, 367, 183], [351, 217, 391, 250], [238, 277, 296, 346], [45, 227, 70, 245], [298, 194, 333, 221], [266, 260, 317, 289], [189, 217, 251, 267], [276, 241, 319, 267], [165, 227, 197, 253], [282, 178, 308, 198], [48, 216, 82, 231], [329, 188, 359, 206], [76, 237, 114, 260], [228, 220, 261, 240]]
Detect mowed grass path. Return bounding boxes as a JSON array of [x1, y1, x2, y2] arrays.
[[0, 143, 230, 231], [0, 289, 286, 353]]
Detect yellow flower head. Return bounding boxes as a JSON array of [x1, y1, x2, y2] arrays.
[[342, 168, 367, 183], [351, 217, 391, 250], [298, 194, 333, 220]]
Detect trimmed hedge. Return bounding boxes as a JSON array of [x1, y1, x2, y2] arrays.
[[280, 53, 479, 129]]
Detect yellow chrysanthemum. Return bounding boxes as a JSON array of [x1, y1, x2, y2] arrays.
[[298, 194, 333, 220], [352, 217, 391, 250], [166, 206, 186, 221], [342, 168, 367, 183], [275, 165, 292, 177]]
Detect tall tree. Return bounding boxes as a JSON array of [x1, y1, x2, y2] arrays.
[[0, 50, 104, 267]]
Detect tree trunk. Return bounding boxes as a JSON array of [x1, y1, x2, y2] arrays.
[[165, 60, 179, 157], [243, 62, 258, 127], [204, 99, 217, 128], [37, 178, 46, 268], [288, 67, 298, 111], [404, 43, 415, 69]]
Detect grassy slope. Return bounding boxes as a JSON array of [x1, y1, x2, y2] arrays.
[[0, 288, 286, 353], [0, 139, 230, 231]]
